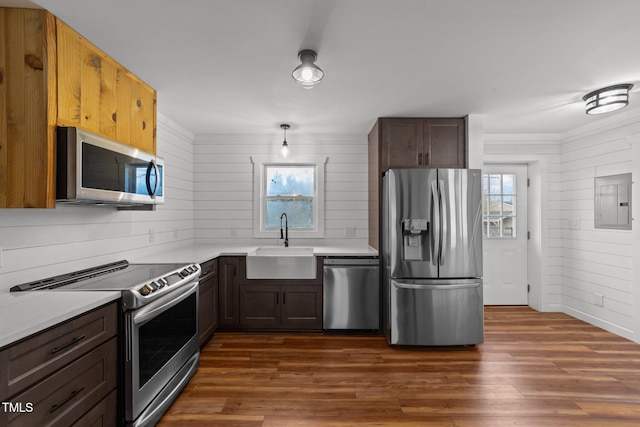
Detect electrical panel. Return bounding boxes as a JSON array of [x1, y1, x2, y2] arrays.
[[594, 173, 632, 230]]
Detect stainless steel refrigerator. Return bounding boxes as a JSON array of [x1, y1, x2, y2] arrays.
[[382, 168, 483, 346]]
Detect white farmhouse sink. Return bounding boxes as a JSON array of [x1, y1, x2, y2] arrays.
[[246, 247, 316, 279]]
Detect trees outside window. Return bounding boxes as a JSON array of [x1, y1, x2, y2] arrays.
[[265, 166, 315, 229]]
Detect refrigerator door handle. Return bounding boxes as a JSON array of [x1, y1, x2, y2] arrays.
[[431, 180, 440, 267], [438, 178, 447, 266], [393, 281, 481, 291]]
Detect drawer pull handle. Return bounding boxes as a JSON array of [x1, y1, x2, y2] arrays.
[[49, 387, 84, 413], [51, 335, 86, 355]]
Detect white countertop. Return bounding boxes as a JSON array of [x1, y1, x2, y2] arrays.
[[0, 290, 121, 348], [133, 243, 379, 264], [0, 243, 377, 349]]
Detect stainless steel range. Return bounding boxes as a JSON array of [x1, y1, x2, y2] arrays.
[[11, 260, 201, 427]]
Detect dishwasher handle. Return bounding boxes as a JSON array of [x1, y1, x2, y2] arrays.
[[323, 258, 379, 266]]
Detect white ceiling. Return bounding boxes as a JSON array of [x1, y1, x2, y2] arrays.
[[6, 0, 640, 136]]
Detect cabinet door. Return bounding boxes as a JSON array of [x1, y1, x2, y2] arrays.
[[218, 257, 241, 328], [198, 258, 218, 346], [198, 275, 217, 346], [280, 285, 323, 330], [380, 119, 422, 171], [56, 19, 156, 154], [0, 9, 56, 208], [423, 118, 465, 168], [239, 284, 280, 328]]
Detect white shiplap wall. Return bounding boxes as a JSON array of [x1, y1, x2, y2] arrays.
[[483, 134, 562, 311], [559, 109, 640, 340], [0, 113, 195, 291], [193, 133, 368, 246]]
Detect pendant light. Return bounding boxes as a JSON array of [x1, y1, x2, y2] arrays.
[[583, 84, 633, 115], [292, 49, 324, 89], [280, 124, 290, 157]]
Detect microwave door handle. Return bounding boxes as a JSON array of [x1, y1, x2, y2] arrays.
[[145, 160, 159, 197]]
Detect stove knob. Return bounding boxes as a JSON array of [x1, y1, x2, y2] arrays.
[[155, 280, 164, 290], [159, 278, 168, 286], [180, 268, 190, 277], [139, 284, 152, 296], [148, 282, 159, 292]]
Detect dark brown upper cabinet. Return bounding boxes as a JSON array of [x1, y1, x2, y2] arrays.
[[379, 118, 466, 171], [368, 117, 467, 250]]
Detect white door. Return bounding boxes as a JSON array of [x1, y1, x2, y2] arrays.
[[482, 165, 528, 305]]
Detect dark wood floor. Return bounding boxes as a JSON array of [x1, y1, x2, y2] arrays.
[[158, 306, 640, 426]]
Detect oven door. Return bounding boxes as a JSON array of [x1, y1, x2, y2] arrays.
[[124, 280, 200, 426]]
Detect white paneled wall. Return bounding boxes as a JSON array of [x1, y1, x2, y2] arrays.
[[559, 110, 640, 340], [483, 134, 562, 310], [0, 113, 195, 291], [193, 133, 368, 246]]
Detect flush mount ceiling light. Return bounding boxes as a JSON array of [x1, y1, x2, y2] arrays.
[[583, 84, 633, 115], [292, 49, 324, 89], [280, 124, 290, 157]]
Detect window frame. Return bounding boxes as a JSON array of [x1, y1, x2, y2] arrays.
[[251, 156, 327, 239], [482, 172, 517, 239]]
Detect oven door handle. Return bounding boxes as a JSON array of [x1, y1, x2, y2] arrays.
[[132, 280, 199, 325]]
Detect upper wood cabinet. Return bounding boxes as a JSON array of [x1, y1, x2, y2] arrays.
[[0, 8, 157, 208], [368, 117, 467, 250], [55, 19, 156, 154], [378, 118, 465, 170]]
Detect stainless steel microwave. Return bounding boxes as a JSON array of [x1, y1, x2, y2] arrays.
[[56, 127, 164, 208]]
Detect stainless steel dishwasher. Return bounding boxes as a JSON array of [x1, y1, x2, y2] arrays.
[[323, 257, 380, 330]]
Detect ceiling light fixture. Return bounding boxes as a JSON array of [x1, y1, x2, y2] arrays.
[[280, 124, 290, 157], [583, 84, 633, 115], [292, 49, 324, 89]]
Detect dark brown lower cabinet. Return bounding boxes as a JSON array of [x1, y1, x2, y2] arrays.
[[280, 285, 323, 329], [4, 339, 118, 427], [218, 256, 243, 328], [239, 284, 322, 330], [198, 258, 218, 346], [0, 303, 118, 427], [219, 256, 323, 331], [71, 389, 117, 426]]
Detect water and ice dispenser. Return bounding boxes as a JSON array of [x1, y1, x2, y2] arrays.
[[401, 219, 429, 261]]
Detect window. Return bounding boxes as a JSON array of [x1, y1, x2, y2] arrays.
[[482, 173, 517, 238], [252, 156, 326, 239], [265, 165, 315, 229]]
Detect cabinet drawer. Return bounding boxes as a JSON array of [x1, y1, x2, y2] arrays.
[[199, 258, 218, 280], [0, 302, 117, 399], [1, 338, 117, 427], [71, 389, 117, 427]]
